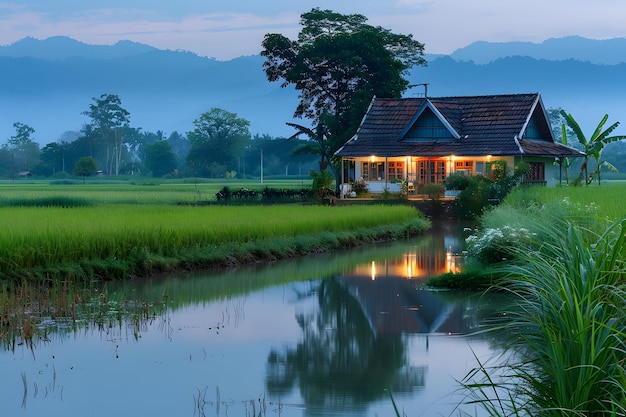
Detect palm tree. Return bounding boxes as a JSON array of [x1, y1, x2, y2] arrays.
[[560, 110, 626, 185]]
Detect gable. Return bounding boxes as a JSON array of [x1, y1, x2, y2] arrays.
[[520, 97, 554, 142], [401, 102, 458, 142]]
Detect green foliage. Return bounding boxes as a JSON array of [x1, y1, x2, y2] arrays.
[[73, 157, 98, 182], [350, 177, 368, 195], [421, 183, 443, 200], [310, 169, 335, 201], [82, 93, 131, 176], [560, 110, 626, 185], [186, 108, 251, 177], [445, 172, 471, 190], [426, 267, 494, 291], [0, 204, 425, 282], [5, 122, 40, 173], [455, 163, 530, 219], [261, 8, 426, 149], [455, 175, 492, 218], [463, 219, 626, 416], [142, 140, 177, 177]]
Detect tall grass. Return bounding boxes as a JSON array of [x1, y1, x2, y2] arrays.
[[462, 217, 626, 416]]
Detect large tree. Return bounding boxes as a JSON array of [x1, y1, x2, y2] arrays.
[[186, 108, 251, 178], [73, 156, 98, 183], [142, 140, 177, 177], [5, 122, 40, 173], [261, 8, 426, 171], [82, 94, 131, 176]]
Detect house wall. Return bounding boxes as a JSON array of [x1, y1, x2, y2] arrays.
[[344, 155, 563, 195], [515, 156, 561, 187]]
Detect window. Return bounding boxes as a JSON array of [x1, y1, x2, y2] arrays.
[[526, 162, 545, 182], [475, 162, 485, 175], [388, 161, 404, 180], [455, 160, 473, 176], [362, 162, 386, 181]]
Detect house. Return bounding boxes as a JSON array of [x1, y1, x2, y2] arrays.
[[334, 93, 584, 196]]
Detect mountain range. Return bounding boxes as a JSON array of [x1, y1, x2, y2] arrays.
[[1, 35, 626, 145]]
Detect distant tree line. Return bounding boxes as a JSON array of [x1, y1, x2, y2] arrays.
[[0, 93, 318, 180]]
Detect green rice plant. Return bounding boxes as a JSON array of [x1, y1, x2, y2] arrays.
[[0, 179, 312, 206], [0, 204, 426, 280], [505, 184, 626, 224], [462, 217, 626, 416]]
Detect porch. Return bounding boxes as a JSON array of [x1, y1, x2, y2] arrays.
[[338, 155, 510, 199]]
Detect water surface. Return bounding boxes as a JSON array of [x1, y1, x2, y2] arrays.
[[0, 221, 508, 417]]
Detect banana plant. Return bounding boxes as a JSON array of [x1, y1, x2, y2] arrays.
[[560, 110, 626, 185]]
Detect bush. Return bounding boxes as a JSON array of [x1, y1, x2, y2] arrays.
[[445, 172, 471, 190], [422, 183, 443, 200], [465, 225, 536, 264], [310, 170, 335, 201]]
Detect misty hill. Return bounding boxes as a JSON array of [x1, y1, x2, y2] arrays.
[[1, 36, 625, 145], [449, 36, 626, 64], [0, 36, 161, 61]]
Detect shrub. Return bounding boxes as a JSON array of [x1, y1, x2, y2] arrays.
[[422, 183, 443, 200], [465, 225, 536, 264], [310, 170, 335, 201], [445, 172, 471, 190]]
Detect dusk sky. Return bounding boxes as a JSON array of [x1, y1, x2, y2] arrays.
[[1, 0, 625, 60]]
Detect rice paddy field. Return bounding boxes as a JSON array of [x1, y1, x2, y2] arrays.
[[513, 182, 626, 221], [0, 178, 311, 205], [0, 180, 428, 282]]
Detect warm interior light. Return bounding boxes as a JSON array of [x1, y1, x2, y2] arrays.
[[370, 155, 376, 162]]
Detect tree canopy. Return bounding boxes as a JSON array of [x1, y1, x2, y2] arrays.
[[82, 94, 131, 176], [186, 108, 251, 178], [261, 8, 426, 167], [73, 156, 98, 183]]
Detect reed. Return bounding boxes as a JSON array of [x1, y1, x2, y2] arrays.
[[462, 217, 626, 416]]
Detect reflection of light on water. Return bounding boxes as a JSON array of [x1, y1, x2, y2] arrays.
[[446, 245, 462, 273], [371, 261, 376, 280], [405, 252, 415, 278]]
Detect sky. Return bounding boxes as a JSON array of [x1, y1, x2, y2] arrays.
[[1, 0, 625, 60]]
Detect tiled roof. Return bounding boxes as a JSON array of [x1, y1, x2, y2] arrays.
[[335, 93, 585, 158]]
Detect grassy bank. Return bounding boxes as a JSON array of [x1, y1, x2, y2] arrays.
[[0, 204, 429, 283], [450, 184, 626, 415]]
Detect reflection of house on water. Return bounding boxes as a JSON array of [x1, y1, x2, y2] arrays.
[[340, 227, 478, 337]]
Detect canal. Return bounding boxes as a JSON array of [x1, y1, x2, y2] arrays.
[[0, 220, 510, 417]]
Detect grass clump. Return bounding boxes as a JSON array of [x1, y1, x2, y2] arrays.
[[460, 218, 626, 416]]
